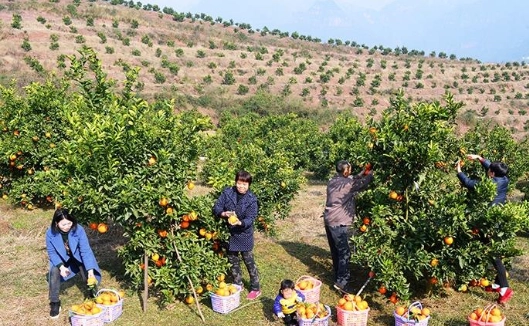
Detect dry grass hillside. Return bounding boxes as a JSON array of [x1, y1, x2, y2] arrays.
[[1, 0, 529, 137]]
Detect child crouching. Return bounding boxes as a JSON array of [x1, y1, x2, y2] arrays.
[[273, 279, 305, 326]]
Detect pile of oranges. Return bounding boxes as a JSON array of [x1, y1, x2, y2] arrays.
[[70, 301, 103, 316], [297, 302, 329, 320], [394, 304, 430, 322], [295, 279, 315, 291], [336, 294, 369, 311], [95, 290, 124, 306], [468, 306, 504, 324], [213, 281, 239, 297]]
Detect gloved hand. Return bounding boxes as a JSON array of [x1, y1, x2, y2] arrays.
[[295, 296, 303, 303], [277, 312, 285, 318]]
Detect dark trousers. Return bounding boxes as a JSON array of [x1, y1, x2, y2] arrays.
[[325, 225, 353, 288], [227, 250, 260, 291], [48, 259, 87, 302], [282, 312, 298, 325], [492, 257, 509, 288]]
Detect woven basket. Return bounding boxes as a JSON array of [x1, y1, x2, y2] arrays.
[[297, 305, 331, 326], [468, 304, 506, 326], [95, 289, 124, 323], [336, 306, 369, 326], [210, 284, 242, 314], [394, 301, 430, 326], [69, 310, 104, 326], [295, 275, 322, 304]]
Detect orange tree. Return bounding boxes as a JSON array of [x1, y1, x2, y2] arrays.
[[344, 91, 529, 301], [1, 48, 230, 304], [0, 77, 72, 207], [200, 112, 325, 231]]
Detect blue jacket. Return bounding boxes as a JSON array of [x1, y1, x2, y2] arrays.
[[46, 225, 102, 283], [213, 186, 258, 252], [457, 159, 509, 205], [273, 290, 305, 315]]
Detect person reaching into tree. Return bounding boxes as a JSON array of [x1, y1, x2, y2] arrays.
[[323, 160, 374, 294], [457, 154, 513, 304]]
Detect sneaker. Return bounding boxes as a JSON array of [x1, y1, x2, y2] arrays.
[[50, 301, 61, 319], [246, 290, 261, 300], [334, 283, 353, 294], [497, 288, 513, 304], [485, 285, 500, 293]]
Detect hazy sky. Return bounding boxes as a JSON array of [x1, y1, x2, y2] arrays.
[[144, 0, 529, 63]]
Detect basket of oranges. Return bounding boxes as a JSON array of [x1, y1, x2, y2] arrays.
[[69, 301, 104, 326], [295, 275, 322, 304], [210, 282, 241, 314], [296, 302, 331, 326], [335, 294, 370, 326], [95, 289, 124, 323], [468, 304, 506, 326], [393, 301, 430, 326]]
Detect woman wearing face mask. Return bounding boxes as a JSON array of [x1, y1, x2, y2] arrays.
[[45, 208, 102, 319], [213, 170, 261, 300]]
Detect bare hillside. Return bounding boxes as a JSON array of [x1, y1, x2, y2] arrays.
[[1, 0, 529, 137]]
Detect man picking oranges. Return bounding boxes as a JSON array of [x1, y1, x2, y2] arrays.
[[323, 160, 374, 294]]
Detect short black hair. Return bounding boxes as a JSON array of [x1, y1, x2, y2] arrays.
[[489, 161, 508, 177], [50, 208, 78, 233], [336, 160, 350, 173], [278, 279, 295, 295], [235, 170, 252, 185]]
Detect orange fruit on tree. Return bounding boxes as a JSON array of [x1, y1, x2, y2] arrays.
[[362, 217, 371, 225], [166, 207, 174, 215], [359, 224, 368, 232], [185, 295, 195, 305], [159, 197, 168, 207], [430, 258, 439, 267], [180, 220, 190, 229], [89, 222, 98, 230], [199, 228, 207, 236], [97, 223, 108, 234], [147, 156, 156, 166], [378, 285, 387, 294], [158, 229, 168, 238], [443, 236, 454, 245], [389, 191, 398, 200]]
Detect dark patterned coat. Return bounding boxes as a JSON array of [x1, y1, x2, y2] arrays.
[[213, 186, 258, 252]]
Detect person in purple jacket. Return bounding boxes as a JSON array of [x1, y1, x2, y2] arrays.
[[46, 208, 102, 318], [457, 154, 513, 304], [213, 170, 261, 300]]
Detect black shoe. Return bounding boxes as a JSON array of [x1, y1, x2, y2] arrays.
[[334, 283, 354, 294], [50, 301, 61, 319]]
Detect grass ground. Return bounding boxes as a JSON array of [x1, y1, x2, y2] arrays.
[[1, 183, 529, 325]]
